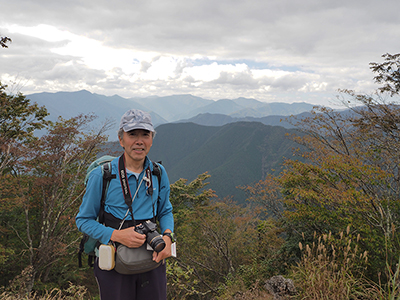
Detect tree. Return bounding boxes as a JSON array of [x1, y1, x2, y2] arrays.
[[0, 87, 50, 287], [277, 90, 400, 283], [0, 83, 50, 174], [167, 174, 217, 298], [0, 111, 112, 293], [242, 53, 400, 284], [0, 36, 11, 48], [168, 174, 283, 299], [370, 53, 400, 96], [286, 100, 399, 273]]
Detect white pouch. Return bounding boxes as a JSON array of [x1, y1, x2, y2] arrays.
[[98, 244, 115, 271]]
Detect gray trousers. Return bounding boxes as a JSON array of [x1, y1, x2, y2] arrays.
[[94, 258, 167, 300]]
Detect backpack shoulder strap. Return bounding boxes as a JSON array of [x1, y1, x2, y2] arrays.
[[152, 161, 162, 193], [79, 159, 116, 268], [151, 161, 163, 220], [98, 162, 116, 224]]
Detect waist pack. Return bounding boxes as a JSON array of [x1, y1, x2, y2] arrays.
[[99, 212, 162, 274], [114, 243, 162, 274]]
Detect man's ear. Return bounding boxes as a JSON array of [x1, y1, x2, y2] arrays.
[[118, 135, 125, 149]]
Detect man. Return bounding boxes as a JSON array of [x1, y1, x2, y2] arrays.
[[76, 109, 174, 300]]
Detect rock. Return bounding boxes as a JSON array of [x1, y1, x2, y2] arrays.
[[264, 275, 296, 300]]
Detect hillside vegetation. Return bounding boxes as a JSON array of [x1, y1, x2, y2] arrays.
[[1, 53, 400, 299], [104, 121, 302, 202]]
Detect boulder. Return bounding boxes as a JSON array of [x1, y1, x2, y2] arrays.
[[264, 275, 296, 300]]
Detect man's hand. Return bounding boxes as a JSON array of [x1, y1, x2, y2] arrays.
[[110, 226, 146, 248], [152, 233, 172, 263]]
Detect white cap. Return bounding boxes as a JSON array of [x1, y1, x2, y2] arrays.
[[119, 109, 155, 132]]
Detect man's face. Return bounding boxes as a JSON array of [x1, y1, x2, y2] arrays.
[[119, 129, 153, 164]]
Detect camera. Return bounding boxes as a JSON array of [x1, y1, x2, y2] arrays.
[[135, 220, 165, 252]]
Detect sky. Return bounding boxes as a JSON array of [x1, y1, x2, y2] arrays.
[[1, 0, 399, 107]]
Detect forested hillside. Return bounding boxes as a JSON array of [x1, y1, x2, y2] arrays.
[[102, 121, 302, 202], [151, 122, 301, 201]]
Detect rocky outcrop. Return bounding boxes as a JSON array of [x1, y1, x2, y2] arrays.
[[265, 275, 296, 300]]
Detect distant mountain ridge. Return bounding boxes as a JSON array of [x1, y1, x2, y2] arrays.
[[176, 112, 313, 128], [131, 94, 213, 121], [27, 90, 316, 139]]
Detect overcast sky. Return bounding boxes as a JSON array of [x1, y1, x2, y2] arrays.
[[1, 0, 399, 107]]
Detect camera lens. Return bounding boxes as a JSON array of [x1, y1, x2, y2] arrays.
[[147, 233, 166, 252]]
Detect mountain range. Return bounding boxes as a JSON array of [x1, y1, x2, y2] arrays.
[[27, 90, 315, 139], [26, 90, 312, 200]]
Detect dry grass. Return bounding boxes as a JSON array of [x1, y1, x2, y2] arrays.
[[290, 226, 369, 300], [0, 283, 89, 300], [0, 265, 91, 300]]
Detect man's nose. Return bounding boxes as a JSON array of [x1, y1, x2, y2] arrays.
[[135, 137, 144, 144]]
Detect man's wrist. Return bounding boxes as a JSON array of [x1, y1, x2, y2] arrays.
[[163, 232, 175, 243]]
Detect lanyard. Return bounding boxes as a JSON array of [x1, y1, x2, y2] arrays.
[[117, 155, 156, 229], [118, 155, 135, 220]]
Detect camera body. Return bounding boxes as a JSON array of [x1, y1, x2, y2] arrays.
[[135, 220, 165, 253]]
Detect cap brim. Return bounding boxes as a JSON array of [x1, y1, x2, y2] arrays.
[[122, 123, 155, 132]]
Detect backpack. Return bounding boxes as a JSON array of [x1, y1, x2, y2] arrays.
[[78, 155, 162, 267]]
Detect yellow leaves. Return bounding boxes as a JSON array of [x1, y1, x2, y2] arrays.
[[282, 99, 398, 219], [279, 149, 391, 229]]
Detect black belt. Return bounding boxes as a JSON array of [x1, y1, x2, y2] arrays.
[[103, 211, 156, 229]]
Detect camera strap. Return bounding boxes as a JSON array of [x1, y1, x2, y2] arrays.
[[118, 155, 156, 230], [118, 155, 134, 219]]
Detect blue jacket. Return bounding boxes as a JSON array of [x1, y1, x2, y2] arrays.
[[76, 156, 174, 245]]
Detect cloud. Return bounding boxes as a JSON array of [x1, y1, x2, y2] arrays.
[[1, 0, 399, 106]]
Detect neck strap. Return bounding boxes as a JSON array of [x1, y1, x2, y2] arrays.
[[118, 155, 134, 220], [118, 154, 156, 226]]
